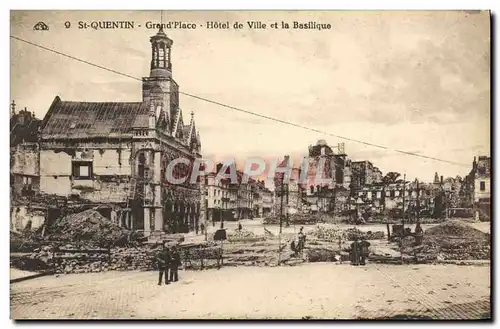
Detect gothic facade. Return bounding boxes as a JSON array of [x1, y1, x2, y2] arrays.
[[37, 28, 202, 237]]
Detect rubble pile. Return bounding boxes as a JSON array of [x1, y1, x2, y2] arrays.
[[47, 209, 130, 248], [24, 244, 161, 274], [263, 213, 330, 225], [343, 228, 385, 241], [227, 229, 256, 239], [11, 245, 54, 272], [10, 230, 44, 252], [306, 248, 339, 263], [310, 224, 344, 241], [414, 221, 490, 261], [310, 225, 386, 242], [290, 213, 329, 224], [109, 247, 158, 271], [425, 220, 487, 239]]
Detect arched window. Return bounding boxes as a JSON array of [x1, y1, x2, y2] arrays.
[[158, 47, 166, 68], [310, 186, 314, 194]]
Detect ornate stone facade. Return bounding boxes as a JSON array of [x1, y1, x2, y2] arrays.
[[38, 28, 202, 236]]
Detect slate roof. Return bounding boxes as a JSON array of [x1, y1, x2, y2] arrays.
[[41, 96, 149, 138]]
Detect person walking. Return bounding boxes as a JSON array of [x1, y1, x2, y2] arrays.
[[200, 223, 205, 235], [157, 244, 171, 286], [169, 246, 182, 282]]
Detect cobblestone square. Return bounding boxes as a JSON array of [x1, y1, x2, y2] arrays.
[[10, 263, 490, 319]]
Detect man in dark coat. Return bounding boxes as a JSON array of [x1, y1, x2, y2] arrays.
[[169, 246, 182, 282], [359, 239, 371, 265], [414, 222, 424, 246], [350, 237, 361, 266], [157, 244, 171, 285], [298, 227, 306, 252]]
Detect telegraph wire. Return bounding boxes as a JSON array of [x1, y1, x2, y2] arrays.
[[10, 35, 470, 168]]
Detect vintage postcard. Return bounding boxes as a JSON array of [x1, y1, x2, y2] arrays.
[[9, 10, 491, 320]]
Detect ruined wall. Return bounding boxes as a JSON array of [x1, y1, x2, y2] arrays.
[[474, 177, 490, 203], [11, 143, 39, 176], [92, 149, 132, 176], [39, 146, 133, 202], [77, 178, 130, 203], [39, 150, 72, 195], [11, 205, 46, 232]]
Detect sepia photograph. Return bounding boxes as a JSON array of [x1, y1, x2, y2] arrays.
[[9, 9, 491, 320]]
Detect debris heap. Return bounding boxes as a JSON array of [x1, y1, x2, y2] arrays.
[[310, 225, 385, 241], [310, 224, 344, 241], [47, 209, 130, 248], [414, 221, 490, 261]]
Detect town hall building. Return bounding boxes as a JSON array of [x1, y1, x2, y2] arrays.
[[37, 27, 202, 237]]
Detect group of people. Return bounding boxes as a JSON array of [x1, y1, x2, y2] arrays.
[[349, 237, 371, 266], [195, 223, 206, 235], [156, 244, 182, 286]]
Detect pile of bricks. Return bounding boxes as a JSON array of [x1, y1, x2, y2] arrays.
[[109, 247, 158, 271]]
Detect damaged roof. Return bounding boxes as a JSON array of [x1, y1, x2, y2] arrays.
[[40, 96, 149, 138], [10, 114, 41, 146]]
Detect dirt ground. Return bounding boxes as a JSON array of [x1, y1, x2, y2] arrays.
[[10, 263, 490, 319]]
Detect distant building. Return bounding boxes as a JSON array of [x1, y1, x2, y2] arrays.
[[372, 167, 383, 184], [205, 171, 233, 223], [206, 163, 270, 221], [10, 105, 41, 197], [274, 156, 303, 216], [351, 160, 375, 188], [259, 183, 274, 217], [461, 156, 491, 219], [274, 141, 352, 215]]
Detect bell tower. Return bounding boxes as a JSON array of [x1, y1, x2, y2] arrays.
[[149, 26, 173, 78], [142, 27, 180, 124]]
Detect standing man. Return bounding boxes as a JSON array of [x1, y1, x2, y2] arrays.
[[414, 221, 424, 246], [350, 237, 361, 266], [170, 246, 182, 282], [14, 207, 23, 232], [298, 227, 306, 253], [157, 244, 171, 286], [359, 239, 371, 265], [200, 223, 205, 235]]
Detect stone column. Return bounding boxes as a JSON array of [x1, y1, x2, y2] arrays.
[[153, 151, 163, 231], [143, 207, 151, 236]]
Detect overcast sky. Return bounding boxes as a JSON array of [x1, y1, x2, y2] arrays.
[[10, 10, 490, 183]]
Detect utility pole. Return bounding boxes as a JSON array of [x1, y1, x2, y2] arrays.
[[285, 183, 290, 227], [205, 199, 208, 241], [279, 174, 284, 234], [416, 179, 420, 223], [332, 185, 337, 218], [402, 174, 406, 230]]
